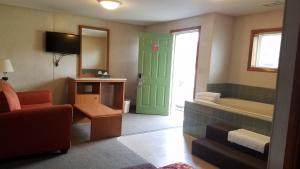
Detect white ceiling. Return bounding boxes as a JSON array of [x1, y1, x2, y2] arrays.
[[0, 0, 285, 25]]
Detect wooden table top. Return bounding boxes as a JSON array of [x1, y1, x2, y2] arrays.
[[70, 77, 127, 83], [74, 103, 122, 119]]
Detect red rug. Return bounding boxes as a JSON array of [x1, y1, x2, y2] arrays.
[[159, 163, 195, 169]]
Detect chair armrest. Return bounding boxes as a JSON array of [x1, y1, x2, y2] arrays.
[[0, 105, 73, 158], [17, 90, 52, 105]]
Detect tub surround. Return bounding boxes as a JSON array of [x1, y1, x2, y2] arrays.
[[207, 83, 276, 104], [183, 100, 272, 139], [195, 98, 273, 122]]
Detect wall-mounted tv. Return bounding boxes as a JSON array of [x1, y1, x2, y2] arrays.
[[45, 31, 80, 55]]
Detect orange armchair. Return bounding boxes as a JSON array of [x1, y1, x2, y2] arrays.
[[0, 88, 73, 159]]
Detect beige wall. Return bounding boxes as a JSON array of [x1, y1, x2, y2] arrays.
[[146, 13, 234, 92], [209, 14, 234, 84], [82, 36, 107, 70], [269, 0, 300, 168], [147, 11, 283, 91], [0, 5, 144, 104], [228, 10, 284, 89], [146, 14, 216, 92], [0, 4, 284, 106]]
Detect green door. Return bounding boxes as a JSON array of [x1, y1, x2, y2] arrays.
[[136, 32, 174, 116]]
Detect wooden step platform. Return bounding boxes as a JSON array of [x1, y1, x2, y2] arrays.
[[192, 123, 269, 169], [206, 123, 269, 160], [192, 138, 267, 169]]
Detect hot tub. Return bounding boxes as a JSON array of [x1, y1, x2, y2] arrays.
[[183, 98, 273, 138], [194, 98, 274, 122]]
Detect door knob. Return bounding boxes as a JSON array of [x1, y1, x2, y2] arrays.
[[138, 73, 143, 87]]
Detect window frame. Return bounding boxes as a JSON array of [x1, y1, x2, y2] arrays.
[[247, 28, 282, 73]]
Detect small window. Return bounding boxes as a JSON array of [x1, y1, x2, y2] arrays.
[[248, 28, 282, 73]]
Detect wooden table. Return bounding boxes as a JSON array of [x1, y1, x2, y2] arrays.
[[69, 78, 126, 140], [74, 103, 123, 141], [68, 78, 127, 110]]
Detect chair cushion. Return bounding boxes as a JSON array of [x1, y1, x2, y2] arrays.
[[21, 103, 52, 110], [0, 80, 21, 111], [0, 92, 10, 113]]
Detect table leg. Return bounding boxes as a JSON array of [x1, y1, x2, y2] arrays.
[[90, 115, 122, 141]]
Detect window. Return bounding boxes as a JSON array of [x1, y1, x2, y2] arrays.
[[248, 28, 282, 72]]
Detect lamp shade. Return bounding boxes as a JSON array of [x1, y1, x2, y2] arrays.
[[0, 59, 14, 73]]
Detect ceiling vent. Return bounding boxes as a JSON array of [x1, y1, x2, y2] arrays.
[[263, 1, 283, 7]]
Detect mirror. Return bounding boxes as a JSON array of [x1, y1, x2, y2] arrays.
[[79, 25, 109, 77]]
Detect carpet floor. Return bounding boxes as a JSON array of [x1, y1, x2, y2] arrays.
[[72, 113, 183, 137], [0, 125, 149, 169], [0, 113, 183, 169], [121, 113, 183, 135]]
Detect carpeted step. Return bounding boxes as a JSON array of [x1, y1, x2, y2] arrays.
[[206, 123, 269, 160], [206, 123, 237, 144], [192, 138, 267, 169]]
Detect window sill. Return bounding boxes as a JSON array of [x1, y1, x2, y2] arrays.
[[247, 67, 278, 73]]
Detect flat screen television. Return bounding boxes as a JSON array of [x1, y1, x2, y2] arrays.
[[45, 31, 80, 55]]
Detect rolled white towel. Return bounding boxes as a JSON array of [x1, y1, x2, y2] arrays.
[[196, 92, 221, 98], [228, 129, 270, 153], [195, 92, 221, 103], [195, 96, 219, 102]]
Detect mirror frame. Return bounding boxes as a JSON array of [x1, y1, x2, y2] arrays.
[[78, 25, 110, 77]]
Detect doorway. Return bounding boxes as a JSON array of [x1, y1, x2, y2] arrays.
[[170, 27, 200, 116]]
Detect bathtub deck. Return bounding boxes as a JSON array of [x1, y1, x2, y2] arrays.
[[183, 100, 273, 139]]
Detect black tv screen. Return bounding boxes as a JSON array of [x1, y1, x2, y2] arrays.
[[45, 31, 80, 55]]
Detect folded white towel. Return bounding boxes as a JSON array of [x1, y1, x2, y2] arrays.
[[196, 92, 221, 98], [195, 92, 221, 103], [195, 96, 219, 103], [228, 129, 270, 153]]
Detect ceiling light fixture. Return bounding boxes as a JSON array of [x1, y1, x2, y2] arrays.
[[98, 0, 121, 10]]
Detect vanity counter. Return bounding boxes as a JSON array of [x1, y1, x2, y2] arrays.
[[70, 77, 127, 82]]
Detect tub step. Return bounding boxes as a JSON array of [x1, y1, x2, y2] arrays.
[[206, 123, 237, 144], [206, 123, 269, 160], [192, 138, 267, 169]]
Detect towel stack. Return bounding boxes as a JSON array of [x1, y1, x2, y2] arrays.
[[195, 92, 221, 103], [228, 129, 270, 153]]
